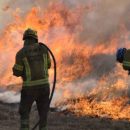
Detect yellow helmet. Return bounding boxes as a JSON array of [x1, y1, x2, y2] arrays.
[[23, 28, 38, 40]]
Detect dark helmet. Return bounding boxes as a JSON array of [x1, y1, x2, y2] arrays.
[[23, 28, 38, 40], [116, 48, 127, 63]]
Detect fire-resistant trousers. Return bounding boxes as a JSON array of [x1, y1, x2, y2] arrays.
[[19, 84, 50, 130]]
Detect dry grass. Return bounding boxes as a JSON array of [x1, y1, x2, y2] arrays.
[[0, 103, 129, 130]]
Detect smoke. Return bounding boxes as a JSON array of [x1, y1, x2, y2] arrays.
[[1, 0, 130, 43], [90, 54, 116, 77], [0, 90, 20, 103], [76, 0, 130, 43]]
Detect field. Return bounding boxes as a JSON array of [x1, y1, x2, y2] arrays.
[[0, 102, 129, 130]]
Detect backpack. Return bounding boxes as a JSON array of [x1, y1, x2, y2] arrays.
[[116, 48, 126, 63]]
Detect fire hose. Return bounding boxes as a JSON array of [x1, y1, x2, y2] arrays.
[[32, 43, 57, 130]]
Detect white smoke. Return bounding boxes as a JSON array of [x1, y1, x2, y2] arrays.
[[0, 91, 20, 103]]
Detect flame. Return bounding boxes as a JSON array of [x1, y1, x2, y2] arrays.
[[0, 2, 130, 120]]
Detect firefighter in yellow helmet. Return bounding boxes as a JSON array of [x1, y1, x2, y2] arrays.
[[13, 28, 51, 130]]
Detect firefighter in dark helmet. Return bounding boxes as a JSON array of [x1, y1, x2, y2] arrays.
[[12, 28, 51, 130]]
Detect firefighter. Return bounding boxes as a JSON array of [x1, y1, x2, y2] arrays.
[[12, 28, 51, 130]]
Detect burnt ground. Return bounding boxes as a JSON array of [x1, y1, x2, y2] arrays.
[[0, 103, 129, 130]]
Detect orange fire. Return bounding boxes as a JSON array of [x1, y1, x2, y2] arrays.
[[0, 2, 130, 120]]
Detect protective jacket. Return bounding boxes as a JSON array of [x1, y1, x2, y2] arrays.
[[13, 42, 51, 87]]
